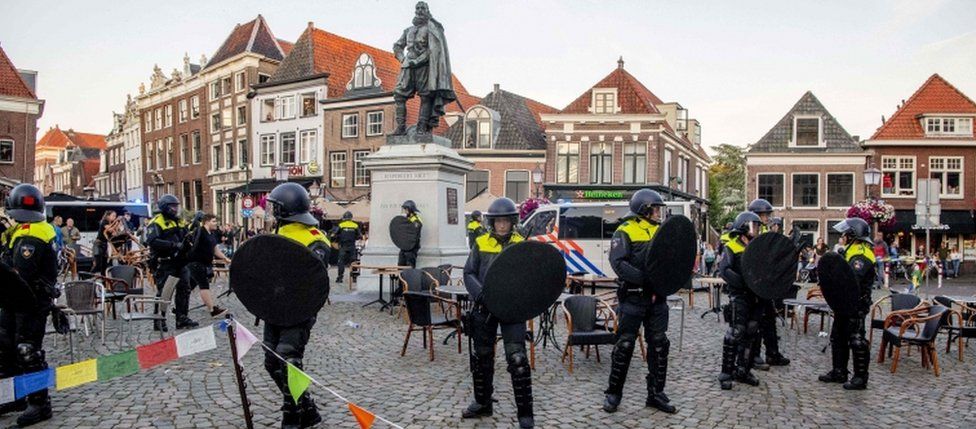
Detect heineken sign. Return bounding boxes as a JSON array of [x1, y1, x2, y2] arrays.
[[574, 189, 627, 199]]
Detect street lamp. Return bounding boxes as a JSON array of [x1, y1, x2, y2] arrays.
[[863, 165, 882, 200], [274, 164, 290, 182], [532, 164, 543, 198], [309, 180, 321, 199]]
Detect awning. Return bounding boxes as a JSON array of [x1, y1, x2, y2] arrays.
[[316, 200, 346, 219], [889, 209, 976, 235], [345, 201, 371, 222], [223, 179, 313, 194], [466, 192, 499, 213]]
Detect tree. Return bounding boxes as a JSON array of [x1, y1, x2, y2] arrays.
[[707, 144, 746, 229]]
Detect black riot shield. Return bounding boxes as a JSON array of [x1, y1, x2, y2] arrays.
[[390, 216, 420, 251], [230, 234, 330, 326], [643, 215, 697, 297], [816, 251, 858, 315], [741, 232, 800, 300], [0, 260, 35, 310], [481, 241, 566, 324]]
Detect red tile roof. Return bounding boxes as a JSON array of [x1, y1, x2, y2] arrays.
[[36, 127, 106, 150], [871, 74, 976, 140], [0, 45, 36, 99], [561, 65, 664, 115], [67, 130, 107, 150], [277, 39, 294, 56], [37, 127, 71, 149], [206, 15, 286, 70], [522, 97, 559, 129]]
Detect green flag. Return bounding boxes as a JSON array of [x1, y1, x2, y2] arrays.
[[286, 362, 311, 405], [97, 350, 140, 381]]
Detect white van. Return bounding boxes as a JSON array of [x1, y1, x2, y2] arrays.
[[519, 201, 698, 276], [45, 199, 152, 257]]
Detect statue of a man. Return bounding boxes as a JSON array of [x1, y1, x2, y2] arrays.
[[392, 1, 457, 135]]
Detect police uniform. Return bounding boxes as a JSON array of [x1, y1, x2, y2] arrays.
[[466, 216, 485, 249], [398, 212, 422, 268], [820, 236, 874, 390], [751, 223, 790, 369], [331, 217, 361, 283], [604, 216, 676, 413], [0, 185, 57, 425], [463, 231, 534, 425], [146, 212, 194, 329], [717, 211, 765, 390]]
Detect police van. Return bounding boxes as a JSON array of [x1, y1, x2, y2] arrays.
[[45, 198, 152, 258], [519, 200, 698, 276]]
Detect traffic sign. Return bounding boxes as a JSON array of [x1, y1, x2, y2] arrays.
[[242, 208, 253, 219], [242, 196, 255, 210]]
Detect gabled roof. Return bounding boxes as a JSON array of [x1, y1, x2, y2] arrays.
[[36, 127, 107, 150], [205, 15, 287, 70], [561, 62, 663, 115], [0, 45, 36, 99], [749, 91, 861, 154], [871, 74, 976, 140], [445, 87, 558, 150]]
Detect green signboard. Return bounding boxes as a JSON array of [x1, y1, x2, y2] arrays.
[[581, 190, 626, 199]]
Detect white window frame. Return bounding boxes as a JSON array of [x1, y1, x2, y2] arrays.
[[299, 130, 316, 164], [221, 109, 232, 130], [212, 144, 222, 172], [791, 218, 822, 244], [924, 116, 974, 137], [191, 131, 202, 164], [180, 134, 189, 166], [166, 137, 174, 168], [210, 112, 221, 133], [238, 138, 248, 168], [353, 150, 371, 187], [556, 142, 580, 184], [164, 105, 172, 127], [237, 105, 247, 126], [756, 173, 786, 209], [190, 96, 200, 119], [235, 71, 247, 92], [0, 139, 14, 164], [275, 96, 296, 120], [366, 111, 384, 136], [881, 155, 916, 198], [330, 151, 347, 188], [144, 112, 152, 132], [154, 108, 162, 130], [342, 113, 359, 138], [260, 134, 276, 166], [790, 172, 820, 209], [623, 141, 646, 184], [504, 169, 531, 202], [663, 148, 673, 184], [825, 172, 856, 209], [790, 115, 824, 148], [589, 142, 613, 184], [224, 141, 234, 170], [300, 93, 317, 117], [209, 80, 221, 100], [178, 99, 187, 123], [591, 88, 618, 114], [280, 132, 297, 165], [929, 156, 964, 199]]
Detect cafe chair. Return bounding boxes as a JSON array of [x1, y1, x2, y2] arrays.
[[118, 275, 178, 346], [877, 304, 949, 377], [61, 280, 107, 346], [869, 292, 922, 344], [399, 287, 463, 361], [801, 287, 831, 334], [560, 295, 617, 374], [932, 296, 976, 362]]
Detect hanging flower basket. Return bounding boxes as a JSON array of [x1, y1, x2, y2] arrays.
[[846, 199, 895, 229], [519, 197, 550, 221]]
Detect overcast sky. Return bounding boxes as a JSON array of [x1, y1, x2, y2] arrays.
[[1, 0, 974, 149]]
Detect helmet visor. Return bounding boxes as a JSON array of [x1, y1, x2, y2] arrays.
[[833, 220, 851, 234]]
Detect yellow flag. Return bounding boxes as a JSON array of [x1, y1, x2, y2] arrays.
[[56, 359, 98, 390]]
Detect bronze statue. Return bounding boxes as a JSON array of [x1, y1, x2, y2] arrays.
[[392, 1, 457, 135]]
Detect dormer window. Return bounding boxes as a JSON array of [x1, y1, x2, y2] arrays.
[[924, 116, 973, 137], [791, 115, 823, 147], [464, 106, 499, 149], [592, 89, 617, 114], [347, 53, 381, 90]]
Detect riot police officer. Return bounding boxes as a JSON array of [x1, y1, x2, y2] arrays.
[[603, 189, 676, 414], [461, 197, 534, 428], [331, 211, 361, 284], [264, 183, 332, 428], [0, 184, 57, 426], [747, 199, 790, 370], [146, 194, 196, 331], [819, 217, 873, 390], [398, 200, 422, 268], [717, 211, 765, 390], [466, 210, 485, 249]]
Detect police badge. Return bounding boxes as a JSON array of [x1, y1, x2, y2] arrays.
[[21, 244, 35, 259]]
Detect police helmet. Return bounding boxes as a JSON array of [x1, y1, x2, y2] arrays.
[[471, 210, 482, 221], [628, 189, 666, 220], [342, 211, 353, 221], [401, 200, 419, 214], [267, 183, 317, 226], [484, 197, 519, 233], [833, 218, 872, 244], [156, 194, 181, 220], [770, 217, 784, 231], [5, 184, 45, 223], [748, 198, 774, 215], [731, 211, 763, 238]]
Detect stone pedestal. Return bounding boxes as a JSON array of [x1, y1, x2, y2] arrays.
[[356, 136, 473, 294]]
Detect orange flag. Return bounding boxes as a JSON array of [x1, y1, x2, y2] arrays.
[[347, 402, 376, 429]]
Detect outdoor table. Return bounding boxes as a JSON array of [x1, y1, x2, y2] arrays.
[[360, 265, 411, 314], [567, 275, 619, 295], [782, 298, 833, 353], [695, 277, 726, 320], [435, 285, 470, 344]]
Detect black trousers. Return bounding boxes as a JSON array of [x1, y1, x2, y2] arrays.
[[92, 243, 108, 275], [0, 305, 50, 397], [607, 290, 670, 397], [753, 298, 781, 358], [264, 318, 316, 408], [398, 249, 418, 268], [722, 291, 763, 375], [830, 313, 869, 378], [186, 261, 212, 291], [336, 246, 355, 280], [467, 306, 532, 417], [154, 262, 191, 318]]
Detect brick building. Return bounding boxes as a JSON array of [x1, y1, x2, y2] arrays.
[[95, 96, 139, 201], [0, 44, 44, 194], [863, 74, 976, 255], [745, 91, 869, 246], [540, 59, 710, 221], [35, 127, 106, 196], [445, 83, 556, 202]]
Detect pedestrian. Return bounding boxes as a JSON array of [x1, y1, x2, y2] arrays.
[[950, 247, 962, 278], [938, 243, 950, 277], [461, 197, 536, 427], [50, 215, 64, 250], [185, 214, 229, 318], [92, 210, 116, 275], [703, 243, 716, 276], [815, 237, 828, 257], [61, 217, 81, 246], [603, 189, 676, 414], [819, 218, 873, 390], [0, 184, 58, 426], [331, 211, 362, 284], [717, 211, 765, 390], [146, 195, 195, 331], [398, 200, 422, 268], [264, 183, 331, 428]]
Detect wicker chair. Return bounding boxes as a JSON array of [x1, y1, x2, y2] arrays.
[[868, 292, 922, 344], [877, 304, 950, 376], [61, 280, 107, 345]]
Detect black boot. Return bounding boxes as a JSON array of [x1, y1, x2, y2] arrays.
[[719, 331, 737, 390], [604, 336, 635, 412], [462, 401, 493, 419], [753, 355, 770, 371], [175, 316, 199, 329], [280, 396, 302, 429], [507, 346, 533, 429], [818, 368, 848, 383], [734, 368, 760, 386], [718, 372, 734, 391], [518, 415, 535, 429], [646, 392, 676, 414], [646, 336, 676, 414], [16, 391, 52, 427], [299, 396, 322, 428], [462, 347, 494, 418], [153, 319, 168, 332], [844, 335, 869, 390], [766, 352, 791, 366]]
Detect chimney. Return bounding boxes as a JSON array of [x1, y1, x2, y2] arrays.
[[617, 56, 624, 69], [881, 115, 886, 124], [308, 21, 314, 30], [493, 83, 500, 93]]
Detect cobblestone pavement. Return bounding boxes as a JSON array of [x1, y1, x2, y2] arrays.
[[4, 273, 976, 428]]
